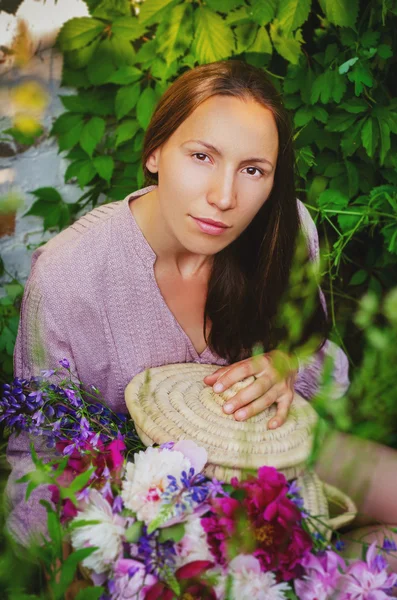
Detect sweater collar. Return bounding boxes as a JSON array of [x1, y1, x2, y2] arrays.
[[124, 185, 158, 265]]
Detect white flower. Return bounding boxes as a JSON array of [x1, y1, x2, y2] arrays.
[[216, 555, 291, 600], [70, 489, 126, 574], [175, 514, 213, 567], [121, 446, 191, 524]]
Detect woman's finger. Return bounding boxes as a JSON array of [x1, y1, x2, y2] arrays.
[[267, 394, 294, 429], [223, 375, 278, 415], [203, 365, 234, 384], [211, 356, 269, 393], [233, 385, 282, 421]]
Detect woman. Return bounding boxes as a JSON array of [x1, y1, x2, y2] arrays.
[[6, 60, 394, 563]]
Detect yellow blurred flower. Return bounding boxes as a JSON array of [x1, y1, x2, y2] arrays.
[[11, 81, 49, 113]]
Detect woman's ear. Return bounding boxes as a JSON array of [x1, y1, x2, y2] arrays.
[[146, 148, 161, 174]]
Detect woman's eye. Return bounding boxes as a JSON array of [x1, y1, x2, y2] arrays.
[[192, 153, 263, 178]]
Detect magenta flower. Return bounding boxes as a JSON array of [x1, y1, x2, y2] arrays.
[[201, 466, 312, 581], [294, 550, 346, 599], [339, 541, 397, 600]]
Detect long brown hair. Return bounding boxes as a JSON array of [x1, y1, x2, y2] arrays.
[[141, 59, 329, 363]]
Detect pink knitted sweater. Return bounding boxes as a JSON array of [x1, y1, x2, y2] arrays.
[[6, 184, 349, 544]]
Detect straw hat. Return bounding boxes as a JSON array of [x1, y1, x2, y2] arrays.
[[125, 362, 356, 537]]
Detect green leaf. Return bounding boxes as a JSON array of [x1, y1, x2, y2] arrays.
[[294, 106, 314, 127], [115, 82, 141, 120], [361, 118, 379, 158], [345, 160, 359, 197], [377, 44, 393, 59], [270, 20, 303, 64], [115, 119, 139, 147], [360, 30, 380, 48], [349, 269, 367, 285], [80, 117, 106, 157], [321, 0, 358, 28], [377, 117, 391, 165], [60, 91, 114, 116], [247, 25, 272, 54], [125, 521, 143, 542], [93, 156, 114, 182], [326, 112, 357, 132], [64, 37, 101, 69], [339, 98, 368, 114], [156, 3, 194, 67], [337, 211, 363, 232], [65, 159, 97, 187], [107, 65, 142, 85], [249, 0, 277, 25], [191, 6, 235, 63], [108, 35, 136, 65], [51, 113, 83, 136], [55, 117, 84, 152], [30, 187, 63, 203], [235, 22, 259, 54], [205, 0, 243, 12], [318, 189, 349, 210], [341, 120, 363, 156], [347, 62, 373, 96], [138, 0, 179, 26], [277, 0, 311, 35], [158, 523, 185, 543], [136, 86, 158, 130], [57, 17, 103, 52], [112, 16, 147, 40], [92, 0, 131, 19], [56, 547, 98, 596], [338, 57, 359, 74], [75, 587, 104, 600]]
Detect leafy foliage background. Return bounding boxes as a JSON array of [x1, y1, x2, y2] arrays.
[[1, 0, 397, 446]]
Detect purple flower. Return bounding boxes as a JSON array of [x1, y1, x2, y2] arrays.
[[110, 559, 157, 600], [41, 369, 55, 377], [294, 549, 346, 599], [338, 542, 397, 599], [59, 358, 70, 369], [382, 537, 397, 553]]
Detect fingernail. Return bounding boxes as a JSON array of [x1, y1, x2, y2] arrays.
[[236, 410, 246, 420], [213, 383, 223, 392], [270, 421, 278, 429], [223, 403, 233, 413]]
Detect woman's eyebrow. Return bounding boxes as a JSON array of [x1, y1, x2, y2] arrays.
[[183, 139, 274, 169]]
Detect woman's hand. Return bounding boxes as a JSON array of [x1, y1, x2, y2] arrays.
[[203, 350, 298, 429]]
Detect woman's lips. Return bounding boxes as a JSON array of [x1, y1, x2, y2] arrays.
[[191, 216, 229, 235]]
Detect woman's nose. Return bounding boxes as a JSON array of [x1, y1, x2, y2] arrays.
[[208, 174, 237, 210]]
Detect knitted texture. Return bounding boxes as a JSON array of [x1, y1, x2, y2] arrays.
[[6, 185, 349, 545]]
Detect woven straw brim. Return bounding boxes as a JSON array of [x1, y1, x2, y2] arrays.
[[126, 362, 319, 481], [125, 362, 357, 532]]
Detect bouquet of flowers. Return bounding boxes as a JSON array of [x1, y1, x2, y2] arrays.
[[1, 360, 397, 600]]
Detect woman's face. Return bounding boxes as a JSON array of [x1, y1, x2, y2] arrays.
[[146, 94, 279, 258]]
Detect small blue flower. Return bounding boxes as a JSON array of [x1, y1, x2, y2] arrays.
[[382, 538, 397, 553], [335, 539, 345, 551], [59, 358, 70, 369]]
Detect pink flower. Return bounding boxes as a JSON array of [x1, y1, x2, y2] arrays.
[[294, 550, 346, 599], [111, 559, 156, 600], [338, 542, 397, 600], [202, 467, 312, 580]]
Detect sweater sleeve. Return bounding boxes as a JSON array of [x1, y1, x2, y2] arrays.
[[5, 257, 78, 546], [293, 202, 350, 400]]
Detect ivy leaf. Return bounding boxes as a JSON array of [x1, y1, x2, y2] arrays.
[[115, 119, 140, 147], [80, 117, 106, 157], [377, 116, 391, 166], [115, 82, 141, 120], [56, 117, 84, 152], [338, 57, 359, 74], [64, 159, 97, 188], [156, 3, 194, 67], [349, 269, 368, 285], [191, 6, 235, 64], [246, 25, 272, 55], [64, 37, 101, 70], [30, 187, 63, 203], [318, 189, 349, 210], [93, 156, 114, 183], [60, 91, 114, 116], [138, 0, 180, 26], [112, 17, 147, 41], [377, 44, 393, 59], [57, 17, 103, 52], [269, 20, 303, 64], [361, 118, 379, 158], [136, 86, 159, 130], [320, 0, 358, 28], [325, 112, 357, 132], [294, 106, 314, 127], [345, 160, 359, 197], [339, 98, 368, 114], [347, 62, 373, 96], [51, 113, 84, 136], [340, 120, 363, 156], [91, 0, 131, 19], [277, 0, 311, 36], [107, 66, 142, 85], [249, 0, 278, 25]]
